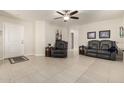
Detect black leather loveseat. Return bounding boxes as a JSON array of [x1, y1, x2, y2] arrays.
[[51, 40, 68, 58], [84, 40, 118, 60]]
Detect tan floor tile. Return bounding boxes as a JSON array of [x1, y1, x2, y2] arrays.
[[0, 54, 123, 83]]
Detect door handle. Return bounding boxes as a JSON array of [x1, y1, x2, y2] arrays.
[[21, 40, 24, 44]]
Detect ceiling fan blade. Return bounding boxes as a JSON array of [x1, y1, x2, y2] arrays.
[[54, 17, 63, 20], [56, 11, 64, 16], [70, 11, 78, 15], [70, 16, 79, 19]]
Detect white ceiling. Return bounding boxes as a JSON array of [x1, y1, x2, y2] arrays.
[[0, 10, 124, 26]]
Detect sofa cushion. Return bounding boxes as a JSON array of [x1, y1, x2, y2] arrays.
[[88, 40, 100, 49], [97, 54, 110, 59], [86, 52, 97, 57], [98, 50, 110, 55], [101, 44, 109, 50], [100, 40, 113, 50], [55, 40, 68, 50], [90, 44, 98, 49], [87, 49, 98, 53]]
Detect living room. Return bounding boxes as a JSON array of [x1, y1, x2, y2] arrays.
[[0, 10, 124, 83]]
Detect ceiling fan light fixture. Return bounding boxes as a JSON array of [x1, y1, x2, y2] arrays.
[[54, 10, 79, 22], [63, 15, 70, 21]]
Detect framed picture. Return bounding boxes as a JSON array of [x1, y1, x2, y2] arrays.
[[87, 32, 96, 39], [99, 30, 110, 38]]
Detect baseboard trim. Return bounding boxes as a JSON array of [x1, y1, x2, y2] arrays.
[[68, 48, 78, 51], [0, 58, 4, 60], [35, 54, 45, 56], [24, 54, 34, 56]]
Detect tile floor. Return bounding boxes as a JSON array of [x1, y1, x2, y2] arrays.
[[0, 53, 123, 83]]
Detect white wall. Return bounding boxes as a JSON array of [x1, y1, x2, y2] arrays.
[[77, 18, 124, 49], [0, 31, 3, 58], [0, 15, 123, 58], [45, 22, 57, 46], [45, 22, 69, 46], [0, 23, 3, 59], [0, 15, 69, 57], [122, 16, 124, 50], [0, 15, 35, 56], [34, 21, 69, 56], [35, 21, 46, 56], [23, 22, 35, 55]]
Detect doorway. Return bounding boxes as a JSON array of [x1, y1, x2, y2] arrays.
[[4, 23, 24, 58], [0, 24, 4, 64], [69, 30, 79, 56], [71, 33, 74, 50], [0, 27, 3, 61]]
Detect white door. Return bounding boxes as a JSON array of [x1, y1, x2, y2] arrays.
[[0, 24, 3, 60], [4, 23, 24, 58]]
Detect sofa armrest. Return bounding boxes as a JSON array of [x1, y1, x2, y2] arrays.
[[83, 46, 88, 55], [110, 52, 117, 61]]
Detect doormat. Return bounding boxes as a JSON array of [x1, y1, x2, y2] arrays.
[[8, 56, 29, 64]]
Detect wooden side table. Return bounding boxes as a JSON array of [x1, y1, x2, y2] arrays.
[[45, 47, 52, 57], [79, 46, 85, 55]]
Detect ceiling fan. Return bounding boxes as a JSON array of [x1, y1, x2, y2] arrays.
[[54, 10, 79, 22]]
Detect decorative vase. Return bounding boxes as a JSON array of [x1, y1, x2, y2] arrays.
[[56, 30, 59, 40]]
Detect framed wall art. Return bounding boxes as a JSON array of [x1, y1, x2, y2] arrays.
[[99, 30, 110, 38], [119, 26, 124, 38], [87, 32, 96, 39]]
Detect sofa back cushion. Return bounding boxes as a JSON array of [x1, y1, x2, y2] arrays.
[[88, 40, 100, 49], [100, 40, 113, 50], [55, 40, 68, 50], [101, 44, 109, 50]]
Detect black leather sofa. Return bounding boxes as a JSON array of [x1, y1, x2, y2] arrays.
[[84, 40, 118, 60], [85, 40, 99, 57], [51, 40, 68, 58]]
